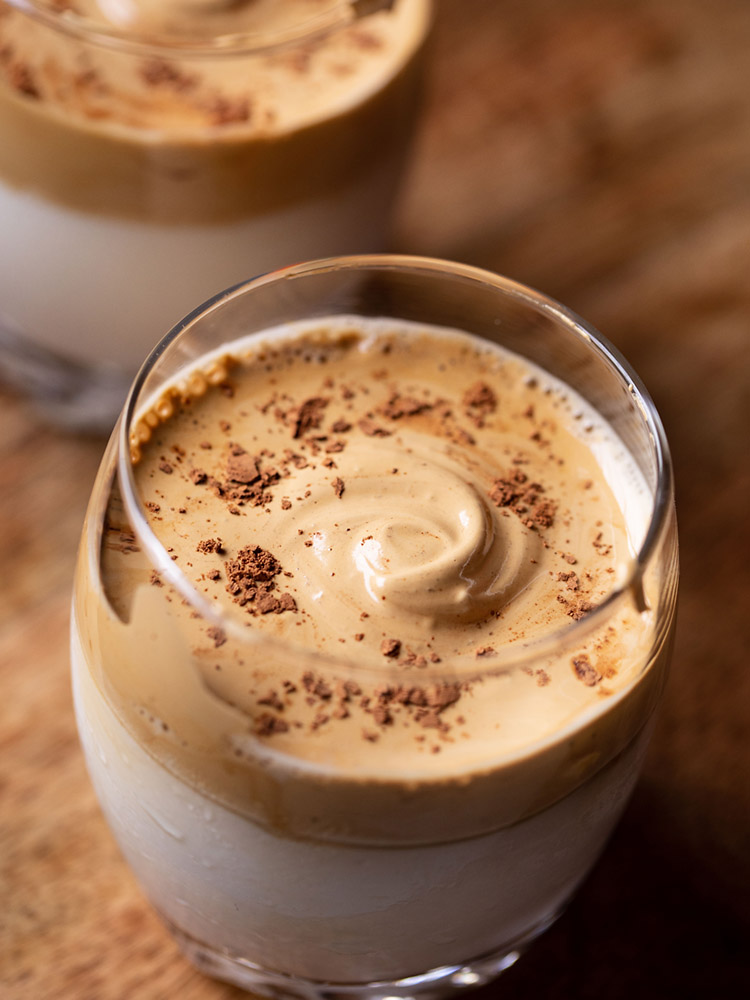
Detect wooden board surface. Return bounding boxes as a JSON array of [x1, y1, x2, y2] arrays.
[[2, 1, 749, 997]]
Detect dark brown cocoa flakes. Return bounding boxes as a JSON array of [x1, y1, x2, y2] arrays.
[[226, 452, 260, 484], [425, 683, 461, 710], [372, 706, 392, 726], [8, 62, 40, 99], [593, 531, 613, 556], [224, 545, 296, 616], [256, 594, 280, 614], [197, 538, 224, 554], [277, 593, 298, 612], [291, 397, 329, 439], [559, 595, 596, 620], [381, 638, 401, 657], [257, 690, 284, 712], [400, 650, 428, 668], [447, 426, 476, 446], [302, 672, 333, 700], [358, 417, 391, 437], [462, 381, 497, 421], [283, 451, 308, 470], [255, 712, 289, 736], [488, 470, 556, 529], [572, 654, 602, 687], [379, 394, 432, 420], [256, 592, 298, 615], [416, 709, 443, 730], [206, 626, 226, 647], [141, 58, 198, 91], [311, 711, 330, 731], [208, 95, 252, 126], [530, 500, 557, 529]]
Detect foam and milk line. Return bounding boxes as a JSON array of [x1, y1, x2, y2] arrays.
[[90, 318, 661, 799]]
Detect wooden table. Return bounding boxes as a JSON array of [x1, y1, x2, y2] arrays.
[[2, 1, 749, 996]]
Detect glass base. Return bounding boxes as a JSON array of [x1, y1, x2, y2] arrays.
[[166, 916, 557, 1000], [0, 311, 129, 433]]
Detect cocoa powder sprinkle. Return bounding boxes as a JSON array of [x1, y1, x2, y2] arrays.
[[572, 654, 602, 687]]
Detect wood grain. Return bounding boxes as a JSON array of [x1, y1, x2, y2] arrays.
[[2, 1, 749, 997]]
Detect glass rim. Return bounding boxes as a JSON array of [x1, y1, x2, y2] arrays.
[[6, 0, 383, 58], [116, 253, 675, 678]]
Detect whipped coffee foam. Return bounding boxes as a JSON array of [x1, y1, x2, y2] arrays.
[[0, 0, 430, 216]]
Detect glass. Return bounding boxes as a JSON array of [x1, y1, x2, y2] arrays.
[[0, 0, 431, 430], [72, 255, 678, 998]]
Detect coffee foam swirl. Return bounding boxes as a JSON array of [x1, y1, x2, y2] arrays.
[[273, 437, 543, 631]]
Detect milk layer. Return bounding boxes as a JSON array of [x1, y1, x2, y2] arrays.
[[72, 622, 652, 982]]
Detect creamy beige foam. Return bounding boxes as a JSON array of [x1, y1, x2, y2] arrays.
[[74, 318, 675, 844], [0, 0, 429, 219]]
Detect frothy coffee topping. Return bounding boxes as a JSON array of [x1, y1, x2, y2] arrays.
[[85, 316, 664, 804], [1, 0, 424, 131], [0, 0, 429, 219], [75, 316, 674, 841], [127, 319, 650, 660]]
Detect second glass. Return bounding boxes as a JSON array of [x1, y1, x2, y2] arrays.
[[0, 0, 431, 428]]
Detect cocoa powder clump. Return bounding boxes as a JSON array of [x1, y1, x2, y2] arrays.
[[226, 452, 260, 484], [379, 394, 432, 420], [291, 398, 328, 439], [572, 654, 602, 686], [462, 382, 497, 425], [255, 712, 289, 736], [488, 469, 556, 529], [197, 538, 224, 554], [224, 545, 296, 616]]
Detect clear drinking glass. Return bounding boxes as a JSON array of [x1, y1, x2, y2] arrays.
[[0, 0, 431, 430], [72, 255, 678, 998]]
